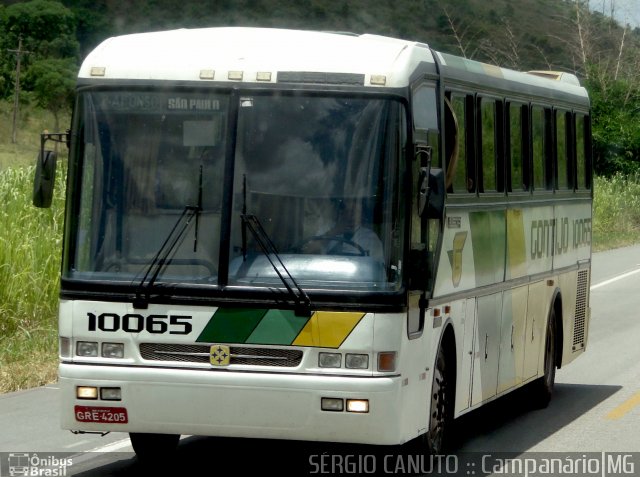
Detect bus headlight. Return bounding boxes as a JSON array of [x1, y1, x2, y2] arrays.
[[321, 397, 344, 412], [346, 399, 369, 413], [100, 387, 122, 401], [345, 354, 369, 369], [76, 341, 99, 357], [102, 342, 124, 359], [318, 352, 342, 368], [76, 386, 98, 399]]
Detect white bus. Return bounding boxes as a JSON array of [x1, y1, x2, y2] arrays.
[[34, 27, 592, 458]]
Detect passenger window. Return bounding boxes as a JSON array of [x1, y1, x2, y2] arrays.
[[576, 114, 587, 190], [509, 103, 526, 192], [446, 94, 473, 193], [480, 99, 497, 192], [556, 110, 570, 190], [532, 105, 550, 191]]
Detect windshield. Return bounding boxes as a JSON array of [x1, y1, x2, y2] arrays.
[[65, 89, 406, 294]]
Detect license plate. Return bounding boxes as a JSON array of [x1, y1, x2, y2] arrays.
[[75, 405, 129, 423]]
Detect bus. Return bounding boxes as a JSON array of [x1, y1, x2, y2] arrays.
[[34, 27, 592, 458]]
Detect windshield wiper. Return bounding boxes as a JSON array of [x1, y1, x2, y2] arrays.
[[241, 213, 312, 317], [133, 167, 204, 308], [132, 204, 201, 309]]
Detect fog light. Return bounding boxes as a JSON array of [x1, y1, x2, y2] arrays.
[[319, 352, 342, 368], [346, 399, 369, 413], [102, 342, 124, 359], [321, 398, 344, 412], [377, 351, 397, 372], [76, 386, 98, 400], [345, 353, 369, 369], [100, 387, 122, 401], [76, 341, 99, 357], [59, 337, 71, 358]]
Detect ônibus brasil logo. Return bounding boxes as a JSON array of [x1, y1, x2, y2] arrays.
[[4, 453, 72, 477]]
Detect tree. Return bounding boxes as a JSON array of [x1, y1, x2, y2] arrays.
[[1, 0, 78, 59], [25, 58, 76, 132], [0, 0, 78, 100]]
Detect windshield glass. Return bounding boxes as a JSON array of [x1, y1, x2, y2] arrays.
[[65, 90, 405, 293], [229, 94, 404, 290]]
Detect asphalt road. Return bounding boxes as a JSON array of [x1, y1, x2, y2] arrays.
[[1, 245, 639, 476]]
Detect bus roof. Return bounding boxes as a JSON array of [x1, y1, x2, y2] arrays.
[[79, 26, 588, 101], [79, 27, 435, 88]]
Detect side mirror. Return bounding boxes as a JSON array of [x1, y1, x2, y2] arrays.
[[426, 168, 444, 218], [418, 167, 429, 216], [417, 167, 445, 218], [33, 150, 57, 208], [408, 248, 430, 291]]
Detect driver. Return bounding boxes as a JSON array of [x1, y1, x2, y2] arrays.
[[303, 199, 384, 262]]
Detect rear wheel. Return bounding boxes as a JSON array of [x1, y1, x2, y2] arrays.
[[531, 309, 557, 409], [424, 344, 454, 454], [129, 433, 180, 461]]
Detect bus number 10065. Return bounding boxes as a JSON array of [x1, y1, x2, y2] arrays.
[[87, 312, 193, 335]]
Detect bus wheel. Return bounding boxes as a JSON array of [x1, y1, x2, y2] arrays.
[[531, 309, 557, 409], [424, 345, 453, 454], [129, 432, 180, 460]]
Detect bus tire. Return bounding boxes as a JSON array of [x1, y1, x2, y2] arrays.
[[531, 309, 557, 409], [424, 343, 454, 455], [129, 432, 180, 460]]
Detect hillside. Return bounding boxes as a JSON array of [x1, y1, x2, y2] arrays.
[[57, 0, 637, 75], [2, 0, 640, 173]]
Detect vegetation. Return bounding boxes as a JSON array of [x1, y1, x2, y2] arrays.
[[1, 0, 640, 392], [1, 0, 640, 174], [0, 155, 66, 394], [0, 99, 68, 392], [593, 174, 640, 251]]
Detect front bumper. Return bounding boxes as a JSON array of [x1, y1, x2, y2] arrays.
[[59, 363, 405, 445]]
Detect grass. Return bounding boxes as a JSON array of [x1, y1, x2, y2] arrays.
[[0, 98, 639, 393], [0, 99, 65, 169], [0, 164, 66, 393], [0, 99, 68, 393], [592, 174, 640, 252]]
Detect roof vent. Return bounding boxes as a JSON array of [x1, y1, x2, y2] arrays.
[[527, 70, 581, 86]]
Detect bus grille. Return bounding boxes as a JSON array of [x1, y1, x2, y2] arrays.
[[139, 343, 303, 367], [573, 269, 589, 349]]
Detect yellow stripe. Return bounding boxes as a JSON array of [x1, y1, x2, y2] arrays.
[[605, 392, 640, 420], [292, 312, 365, 348]]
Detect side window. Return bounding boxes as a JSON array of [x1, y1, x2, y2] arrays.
[[446, 93, 474, 194], [556, 110, 570, 190], [412, 84, 439, 131], [412, 84, 440, 168], [576, 113, 588, 190], [479, 98, 497, 192], [532, 105, 551, 192], [508, 102, 527, 192]]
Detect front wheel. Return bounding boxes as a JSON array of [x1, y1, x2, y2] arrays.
[[129, 432, 180, 461], [423, 345, 454, 454]]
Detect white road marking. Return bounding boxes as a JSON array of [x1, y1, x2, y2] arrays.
[[83, 437, 132, 453], [63, 439, 92, 449], [591, 267, 640, 290]]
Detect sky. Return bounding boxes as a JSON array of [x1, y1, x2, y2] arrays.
[[589, 0, 640, 28]]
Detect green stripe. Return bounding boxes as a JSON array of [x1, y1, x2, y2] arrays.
[[196, 308, 267, 343], [469, 210, 505, 286], [246, 309, 309, 345]]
